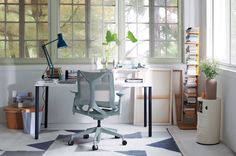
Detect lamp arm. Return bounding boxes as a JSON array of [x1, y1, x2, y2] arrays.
[[42, 38, 58, 47], [42, 45, 54, 78]]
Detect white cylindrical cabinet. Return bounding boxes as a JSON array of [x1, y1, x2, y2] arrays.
[[197, 97, 221, 144]]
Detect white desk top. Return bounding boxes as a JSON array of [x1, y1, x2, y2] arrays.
[[35, 79, 152, 88]]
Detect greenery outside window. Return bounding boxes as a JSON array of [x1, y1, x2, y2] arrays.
[[0, 0, 48, 60]]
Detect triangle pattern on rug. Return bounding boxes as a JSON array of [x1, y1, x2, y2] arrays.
[[1, 151, 44, 156], [147, 138, 181, 153], [116, 150, 147, 156], [27, 140, 54, 150], [124, 132, 142, 139], [65, 130, 83, 133]]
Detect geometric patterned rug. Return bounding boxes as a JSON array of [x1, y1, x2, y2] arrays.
[[0, 128, 182, 156]]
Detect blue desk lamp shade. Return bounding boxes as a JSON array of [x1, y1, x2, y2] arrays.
[[42, 33, 67, 79]]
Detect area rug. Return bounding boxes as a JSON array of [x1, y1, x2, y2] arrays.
[[0, 128, 182, 156]]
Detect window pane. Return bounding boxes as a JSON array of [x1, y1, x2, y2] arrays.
[[125, 40, 138, 58], [58, 41, 73, 58], [125, 6, 136, 23], [0, 23, 4, 39], [24, 41, 37, 58], [154, 41, 166, 58], [91, 6, 102, 22], [91, 0, 102, 5], [167, 8, 178, 23], [155, 0, 165, 6], [6, 23, 19, 40], [6, 41, 19, 58], [7, 0, 18, 4], [90, 41, 103, 58], [60, 5, 72, 22], [138, 7, 149, 23], [6, 5, 19, 21], [166, 41, 178, 57], [25, 5, 37, 22], [38, 5, 48, 21], [166, 24, 178, 40], [25, 23, 36, 40], [74, 0, 85, 4], [138, 41, 149, 57], [73, 41, 86, 58], [73, 5, 85, 22], [104, 0, 116, 5], [138, 24, 149, 40], [60, 0, 72, 4], [0, 41, 5, 57], [155, 7, 166, 23], [0, 5, 4, 21], [104, 6, 115, 22], [73, 23, 85, 40], [38, 23, 48, 40], [167, 0, 178, 6], [60, 23, 72, 40]]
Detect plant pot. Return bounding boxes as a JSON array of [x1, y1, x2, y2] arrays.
[[205, 78, 217, 99]]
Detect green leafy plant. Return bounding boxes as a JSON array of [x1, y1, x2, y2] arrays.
[[102, 30, 137, 67], [200, 59, 219, 79]]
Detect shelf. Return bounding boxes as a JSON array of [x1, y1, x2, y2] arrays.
[[178, 27, 199, 130], [177, 122, 197, 130]]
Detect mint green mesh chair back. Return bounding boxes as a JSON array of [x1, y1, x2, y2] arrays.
[[72, 70, 121, 120]]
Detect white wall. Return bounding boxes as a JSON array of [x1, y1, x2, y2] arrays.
[[217, 69, 236, 152]]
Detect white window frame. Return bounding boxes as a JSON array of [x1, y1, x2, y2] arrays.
[[0, 0, 183, 65], [206, 0, 236, 70]]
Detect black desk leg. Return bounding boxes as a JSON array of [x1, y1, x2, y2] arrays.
[[144, 87, 147, 127], [44, 87, 49, 128], [148, 87, 152, 137], [35, 86, 39, 139]]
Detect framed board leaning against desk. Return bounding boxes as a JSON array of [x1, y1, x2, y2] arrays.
[[34, 78, 153, 139]]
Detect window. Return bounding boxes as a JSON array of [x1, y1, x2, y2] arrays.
[[59, 0, 117, 60], [153, 0, 179, 59], [59, 0, 181, 63], [0, 0, 182, 64], [231, 0, 236, 64], [0, 0, 48, 59]]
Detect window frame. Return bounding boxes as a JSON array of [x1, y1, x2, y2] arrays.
[[206, 0, 236, 70], [0, 0, 183, 65]]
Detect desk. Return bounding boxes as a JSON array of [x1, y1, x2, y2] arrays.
[[34, 80, 152, 139]]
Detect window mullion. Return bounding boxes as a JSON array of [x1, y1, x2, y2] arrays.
[[149, 0, 154, 58], [85, 0, 90, 58], [19, 0, 24, 58]]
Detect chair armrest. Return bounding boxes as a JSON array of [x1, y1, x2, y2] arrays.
[[70, 90, 78, 94], [116, 92, 124, 97]]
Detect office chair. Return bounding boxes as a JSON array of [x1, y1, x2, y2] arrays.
[[68, 70, 127, 150]]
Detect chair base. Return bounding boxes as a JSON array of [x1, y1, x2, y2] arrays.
[[68, 121, 127, 150]]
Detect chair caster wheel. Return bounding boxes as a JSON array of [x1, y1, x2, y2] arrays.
[[92, 145, 98, 150], [68, 140, 74, 146], [83, 134, 89, 139], [115, 136, 120, 139], [122, 140, 127, 145]]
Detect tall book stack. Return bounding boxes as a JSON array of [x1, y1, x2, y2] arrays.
[[178, 27, 199, 130]]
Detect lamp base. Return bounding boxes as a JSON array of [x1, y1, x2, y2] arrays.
[[43, 67, 62, 80]]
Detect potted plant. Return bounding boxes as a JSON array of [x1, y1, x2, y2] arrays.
[[200, 59, 219, 99], [102, 30, 137, 68]]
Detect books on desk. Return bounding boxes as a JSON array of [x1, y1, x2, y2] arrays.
[[125, 78, 143, 83]]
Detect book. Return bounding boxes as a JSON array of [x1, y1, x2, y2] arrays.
[[125, 78, 143, 83]]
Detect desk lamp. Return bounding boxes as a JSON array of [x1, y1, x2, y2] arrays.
[[42, 33, 67, 79]]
